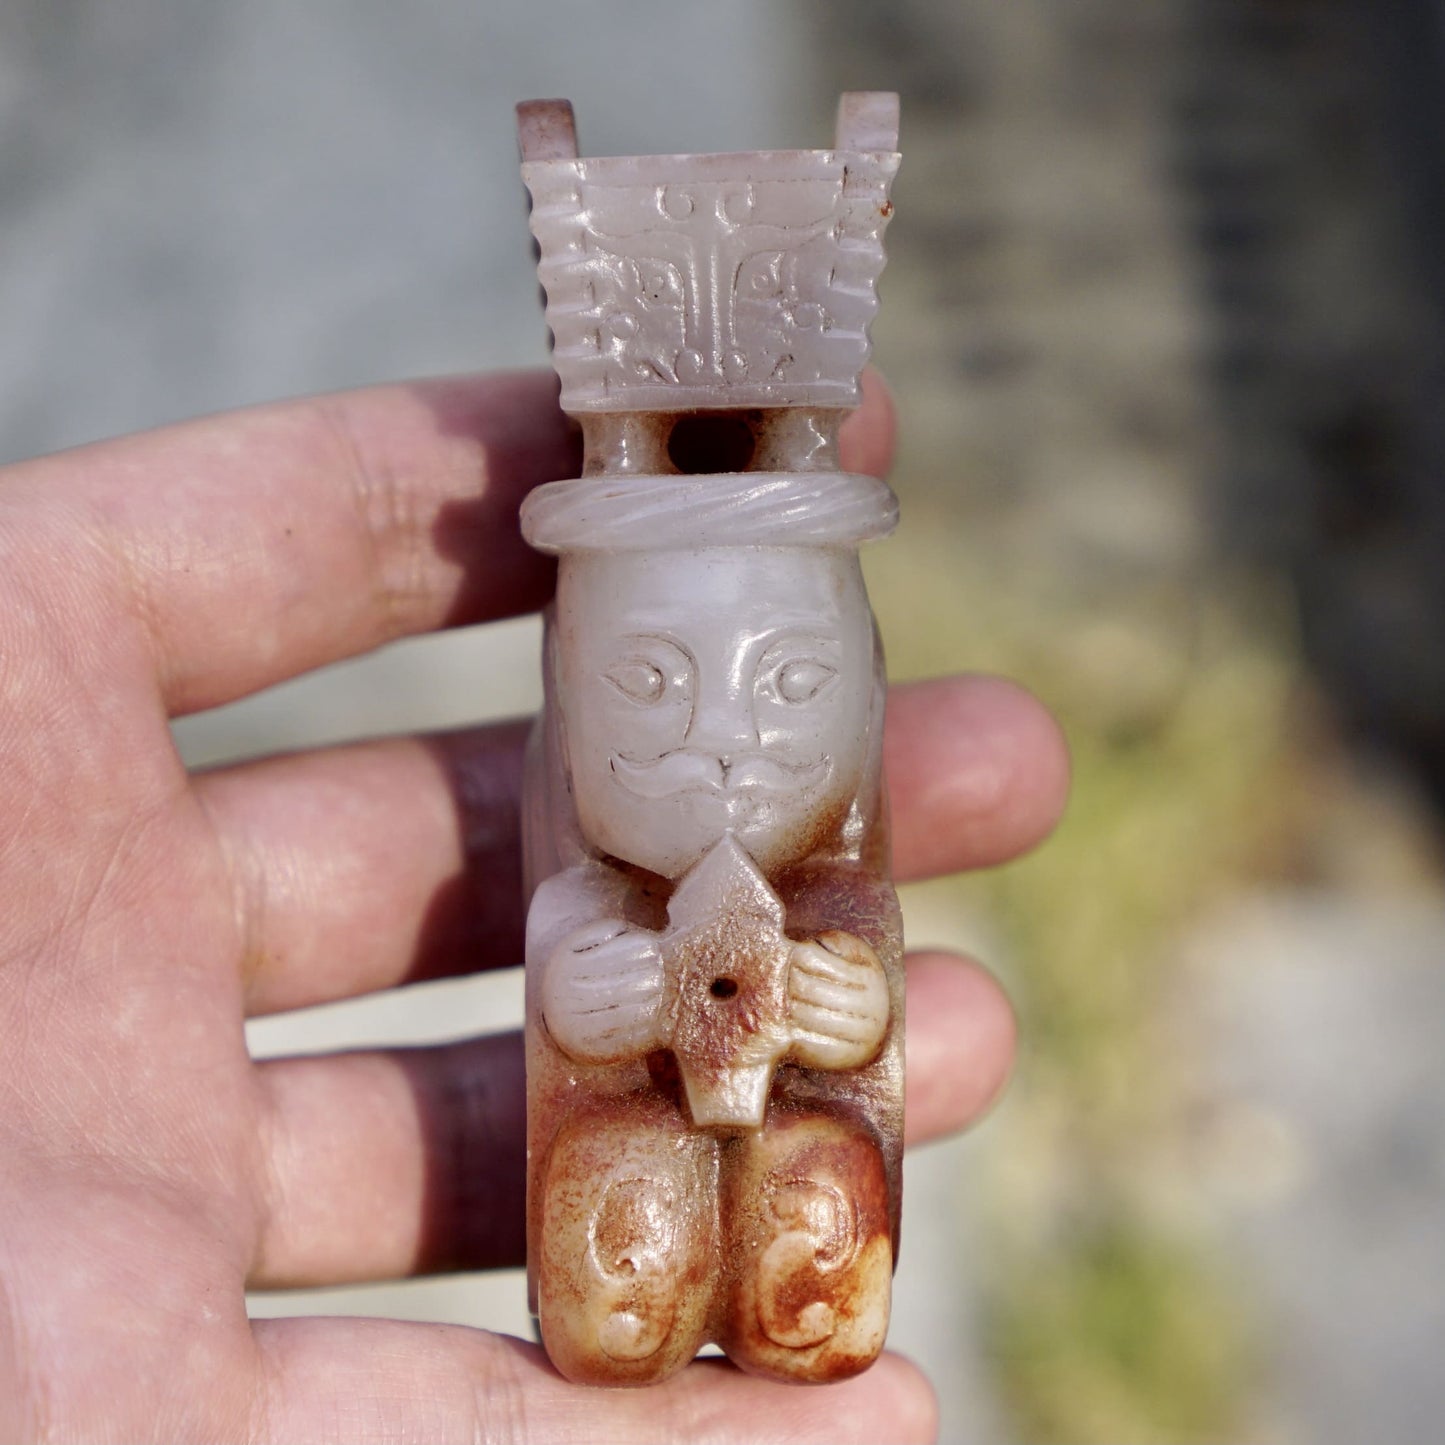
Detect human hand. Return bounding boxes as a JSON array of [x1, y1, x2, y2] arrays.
[[0, 370, 1068, 1443]]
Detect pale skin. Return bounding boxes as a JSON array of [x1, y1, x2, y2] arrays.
[[0, 369, 1068, 1444]]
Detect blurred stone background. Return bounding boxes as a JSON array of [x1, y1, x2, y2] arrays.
[[3, 1, 1443, 1441]]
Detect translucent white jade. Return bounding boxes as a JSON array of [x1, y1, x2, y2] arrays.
[[517, 94, 903, 1386]]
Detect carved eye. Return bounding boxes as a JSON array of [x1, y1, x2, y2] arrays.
[[604, 660, 667, 706], [773, 659, 837, 705]]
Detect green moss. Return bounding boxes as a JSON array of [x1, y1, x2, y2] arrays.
[[990, 1222, 1257, 1442]]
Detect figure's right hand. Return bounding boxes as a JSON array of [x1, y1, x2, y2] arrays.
[[542, 918, 667, 1063]]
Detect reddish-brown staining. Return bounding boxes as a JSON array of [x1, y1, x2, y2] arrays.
[[751, 408, 843, 473], [579, 407, 849, 479], [769, 997, 904, 1259], [644, 1047, 682, 1099], [776, 861, 890, 945], [780, 786, 855, 872], [713, 1113, 893, 1381], [537, 1106, 724, 1384], [675, 1233, 718, 1307], [667, 909, 790, 1121], [528, 807, 904, 1381], [805, 1347, 883, 1384], [590, 1180, 661, 1275], [580, 413, 673, 478], [768, 1264, 827, 1331]]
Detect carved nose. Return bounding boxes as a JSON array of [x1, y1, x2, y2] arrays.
[[686, 697, 757, 758]]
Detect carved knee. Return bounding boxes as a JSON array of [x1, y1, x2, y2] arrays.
[[537, 1111, 719, 1385], [722, 1112, 893, 1382]]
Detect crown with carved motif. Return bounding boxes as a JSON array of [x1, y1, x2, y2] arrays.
[[518, 95, 900, 415]]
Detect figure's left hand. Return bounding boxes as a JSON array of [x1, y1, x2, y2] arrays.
[[787, 931, 891, 1071], [0, 370, 1068, 1444]]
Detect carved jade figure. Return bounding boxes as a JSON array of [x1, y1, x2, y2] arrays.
[[517, 94, 903, 1386]]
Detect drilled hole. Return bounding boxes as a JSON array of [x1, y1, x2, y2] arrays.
[[667, 414, 756, 474], [710, 977, 739, 1000]]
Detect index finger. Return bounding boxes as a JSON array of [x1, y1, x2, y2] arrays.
[[0, 370, 896, 717]]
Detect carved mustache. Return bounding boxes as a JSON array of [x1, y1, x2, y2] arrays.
[[610, 750, 830, 800]]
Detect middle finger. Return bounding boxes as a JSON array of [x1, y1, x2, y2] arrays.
[[199, 674, 1067, 1017]]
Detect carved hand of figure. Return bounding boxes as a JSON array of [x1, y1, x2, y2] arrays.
[[786, 930, 890, 1071], [0, 371, 1066, 1444], [542, 919, 666, 1062]]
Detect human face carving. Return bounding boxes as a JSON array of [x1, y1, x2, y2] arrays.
[[555, 548, 875, 878]]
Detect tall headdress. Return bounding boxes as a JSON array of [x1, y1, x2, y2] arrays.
[[516, 95, 901, 553]]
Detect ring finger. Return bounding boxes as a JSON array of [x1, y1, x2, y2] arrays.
[[248, 949, 1013, 1289]]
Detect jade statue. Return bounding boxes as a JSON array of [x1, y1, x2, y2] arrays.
[[516, 93, 903, 1386]]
